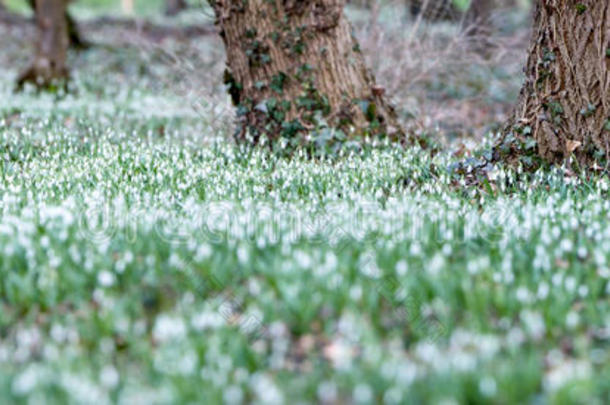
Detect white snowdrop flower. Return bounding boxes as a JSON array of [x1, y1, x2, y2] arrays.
[[564, 276, 577, 293], [467, 260, 479, 275], [552, 273, 563, 287], [12, 366, 40, 396], [268, 322, 287, 339], [234, 368, 249, 384], [97, 271, 115, 287], [295, 250, 312, 269], [192, 310, 224, 331], [551, 226, 561, 240], [437, 398, 459, 405], [325, 251, 338, 270], [50, 324, 67, 343], [100, 365, 119, 389], [178, 352, 197, 375], [223, 385, 244, 405], [453, 352, 476, 372], [353, 383, 373, 404], [248, 278, 261, 296], [442, 243, 452, 256], [18, 327, 41, 348], [250, 373, 283, 405], [428, 253, 444, 277], [317, 381, 338, 404], [168, 253, 183, 268], [409, 243, 422, 256], [537, 283, 550, 300], [544, 361, 591, 392], [196, 243, 212, 261], [99, 338, 115, 355], [115, 260, 126, 274], [383, 386, 403, 405], [578, 285, 589, 297], [153, 315, 187, 342], [546, 349, 564, 367], [145, 255, 156, 267], [0, 345, 9, 363], [323, 339, 354, 370], [560, 239, 573, 252], [43, 344, 59, 362], [360, 254, 381, 278], [395, 260, 408, 276], [566, 311, 580, 329], [520, 310, 546, 340], [577, 246, 588, 259], [395, 362, 417, 385], [4, 244, 14, 256], [349, 285, 362, 301], [515, 286, 531, 303], [40, 236, 50, 248], [598, 267, 610, 279], [237, 245, 249, 264], [479, 376, 497, 397]]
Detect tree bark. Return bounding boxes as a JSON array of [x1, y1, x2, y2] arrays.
[[26, 0, 87, 49], [210, 0, 403, 145], [464, 0, 493, 35], [165, 0, 188, 16], [463, 0, 494, 55], [17, 0, 70, 89], [498, 0, 610, 166]]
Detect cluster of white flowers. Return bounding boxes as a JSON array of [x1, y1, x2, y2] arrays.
[[0, 99, 609, 403]]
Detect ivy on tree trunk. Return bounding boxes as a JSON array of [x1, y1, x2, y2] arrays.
[[210, 0, 404, 146], [498, 0, 610, 168]]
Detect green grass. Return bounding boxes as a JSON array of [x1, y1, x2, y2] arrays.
[[0, 5, 609, 404], [1, 87, 610, 404]]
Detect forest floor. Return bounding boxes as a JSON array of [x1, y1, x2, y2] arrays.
[[0, 2, 609, 404]]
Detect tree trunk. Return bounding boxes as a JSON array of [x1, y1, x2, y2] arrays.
[[464, 0, 493, 35], [26, 0, 87, 49], [210, 0, 403, 145], [463, 0, 494, 55], [165, 0, 187, 16], [17, 0, 69, 89], [498, 0, 610, 166]]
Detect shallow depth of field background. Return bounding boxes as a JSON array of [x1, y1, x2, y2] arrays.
[[1, 1, 610, 404]]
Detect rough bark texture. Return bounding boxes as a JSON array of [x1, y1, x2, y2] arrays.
[[26, 0, 87, 49], [17, 0, 69, 89], [165, 0, 188, 16], [210, 0, 404, 144], [498, 0, 610, 166], [465, 0, 493, 35], [463, 0, 494, 55]]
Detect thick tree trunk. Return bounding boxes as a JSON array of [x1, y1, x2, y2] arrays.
[[465, 0, 493, 35], [498, 0, 610, 166], [17, 0, 69, 89], [210, 0, 403, 144], [165, 0, 187, 16], [463, 0, 494, 55], [26, 0, 87, 49]]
